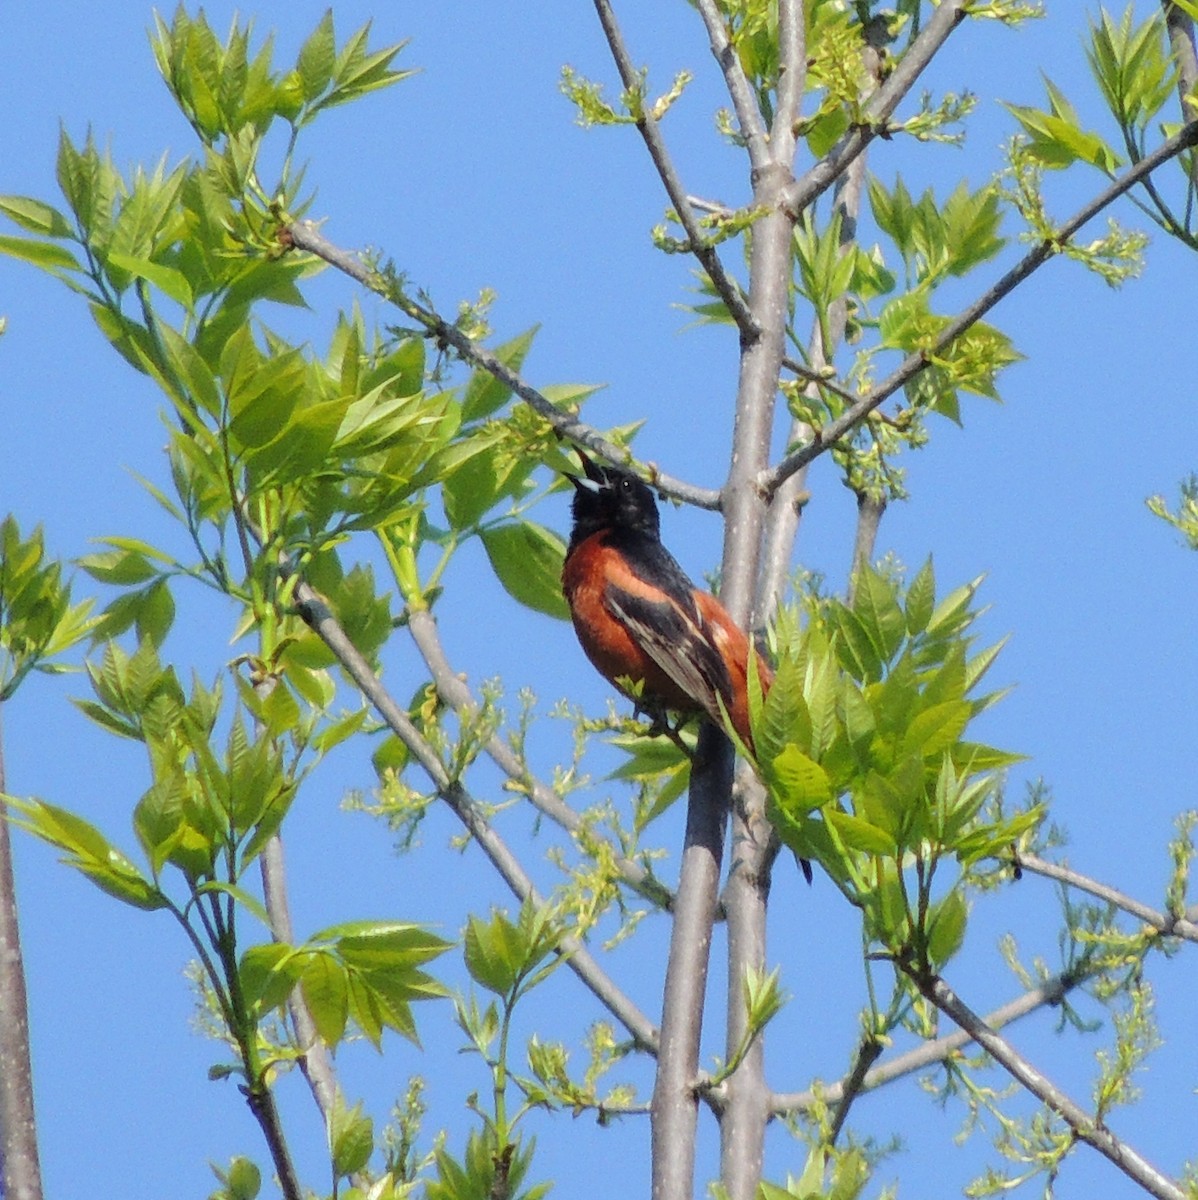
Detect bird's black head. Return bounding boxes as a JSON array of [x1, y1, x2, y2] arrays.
[[566, 451, 661, 548]]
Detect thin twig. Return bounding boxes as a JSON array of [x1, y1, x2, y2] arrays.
[[918, 971, 1187, 1200], [762, 119, 1198, 496], [591, 0, 757, 337], [281, 221, 723, 513], [244, 1083, 304, 1200], [780, 355, 861, 407], [290, 580, 660, 1053], [827, 1035, 883, 1145], [1015, 852, 1198, 943], [758, 151, 869, 617]]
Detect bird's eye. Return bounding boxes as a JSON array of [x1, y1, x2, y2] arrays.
[[619, 478, 634, 494]]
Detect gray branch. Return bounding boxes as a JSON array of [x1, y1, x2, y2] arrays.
[[0, 702, 44, 1200], [651, 725, 731, 1200], [771, 969, 1077, 1114], [406, 607, 675, 911], [762, 118, 1198, 497], [920, 971, 1187, 1200], [779, 0, 970, 219], [282, 220, 723, 513], [290, 580, 660, 1053], [1015, 852, 1198, 943], [693, 0, 770, 169], [591, 0, 758, 337]]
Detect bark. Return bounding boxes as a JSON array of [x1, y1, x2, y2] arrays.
[[0, 702, 44, 1200]]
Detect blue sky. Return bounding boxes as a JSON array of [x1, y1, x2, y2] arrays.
[[2, 3, 1196, 1198]]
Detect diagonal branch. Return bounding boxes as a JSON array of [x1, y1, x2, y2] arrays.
[[771, 967, 1079, 1115], [281, 220, 723, 512], [591, 0, 757, 337], [692, 0, 770, 169], [289, 578, 660, 1053], [917, 970, 1187, 1200], [762, 118, 1198, 497], [1015, 852, 1198, 943], [405, 606, 676, 912], [779, 0, 971, 219]]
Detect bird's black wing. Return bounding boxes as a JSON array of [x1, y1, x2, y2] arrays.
[[604, 583, 734, 718]]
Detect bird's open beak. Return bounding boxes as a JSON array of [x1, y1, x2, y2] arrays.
[[564, 447, 604, 493]]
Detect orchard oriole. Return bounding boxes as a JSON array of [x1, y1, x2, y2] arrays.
[[561, 451, 772, 749]]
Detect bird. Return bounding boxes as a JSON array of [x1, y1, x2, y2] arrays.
[[560, 450, 772, 750]]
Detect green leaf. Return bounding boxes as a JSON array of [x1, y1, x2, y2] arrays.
[[106, 250, 194, 307], [464, 910, 525, 996], [239, 942, 302, 1016], [900, 700, 971, 762], [325, 920, 453, 969], [301, 951, 350, 1045], [329, 1095, 374, 1180], [480, 521, 569, 620], [0, 194, 74, 237], [1004, 97, 1121, 172], [79, 546, 160, 586], [825, 806, 896, 856], [755, 652, 810, 767], [853, 565, 906, 664], [0, 233, 82, 273], [769, 744, 834, 813], [927, 574, 983, 637], [905, 558, 936, 635], [223, 1157, 262, 1200], [194, 881, 272, 930], [296, 10, 337, 102], [926, 889, 968, 966]]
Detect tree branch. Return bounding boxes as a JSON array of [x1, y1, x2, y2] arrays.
[[762, 118, 1198, 497], [652, 723, 731, 1200], [258, 838, 344, 1122], [405, 606, 676, 911], [0, 702, 44, 1200], [779, 0, 970, 219], [1014, 851, 1198, 943], [712, 28, 804, 1197], [591, 0, 758, 338], [692, 0, 770, 170], [917, 970, 1187, 1200], [760, 152, 871, 616], [244, 1082, 303, 1200], [1164, 2, 1198, 119], [772, 0, 807, 148], [1163, 1, 1198, 197], [289, 580, 660, 1053], [718, 768, 774, 1198], [827, 1035, 883, 1145], [846, 493, 887, 603], [771, 968, 1079, 1115], [281, 220, 723, 512]]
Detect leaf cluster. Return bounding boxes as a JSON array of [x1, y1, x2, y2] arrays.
[[0, 515, 97, 700], [754, 562, 1040, 972]]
